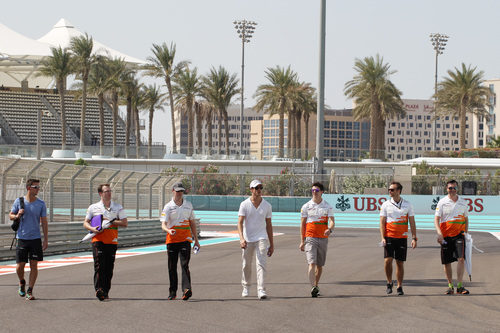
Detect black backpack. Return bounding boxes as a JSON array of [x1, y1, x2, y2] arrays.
[[11, 197, 24, 231]]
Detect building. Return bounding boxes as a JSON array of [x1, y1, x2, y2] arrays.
[[174, 105, 263, 156]]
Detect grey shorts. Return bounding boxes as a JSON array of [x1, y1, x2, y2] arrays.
[[305, 237, 328, 266]]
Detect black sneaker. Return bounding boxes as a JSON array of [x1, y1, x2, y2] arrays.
[[397, 287, 404, 296], [96, 289, 106, 301], [445, 287, 454, 295], [167, 293, 176, 300], [456, 287, 469, 295], [182, 289, 192, 301], [18, 280, 26, 297], [386, 282, 393, 294], [311, 286, 320, 298]]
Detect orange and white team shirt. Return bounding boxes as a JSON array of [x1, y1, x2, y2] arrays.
[[85, 201, 127, 245], [160, 199, 195, 244], [301, 199, 334, 238], [380, 198, 414, 239], [435, 196, 468, 238]]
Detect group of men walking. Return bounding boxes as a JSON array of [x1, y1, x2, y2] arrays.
[[9, 177, 470, 301]]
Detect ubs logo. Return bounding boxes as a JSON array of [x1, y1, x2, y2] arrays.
[[431, 196, 440, 210], [336, 195, 351, 212]]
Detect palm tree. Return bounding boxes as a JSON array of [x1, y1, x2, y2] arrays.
[[344, 55, 404, 160], [172, 66, 201, 156], [487, 136, 500, 148], [254, 66, 298, 158], [295, 83, 316, 159], [435, 63, 491, 149], [144, 42, 189, 154], [142, 84, 167, 158], [202, 66, 239, 155], [120, 71, 139, 158], [37, 46, 73, 150], [105, 58, 129, 157], [70, 33, 94, 152]]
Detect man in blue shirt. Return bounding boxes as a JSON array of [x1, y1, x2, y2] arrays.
[[10, 179, 48, 300]]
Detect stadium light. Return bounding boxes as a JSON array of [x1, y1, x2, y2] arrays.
[[234, 19, 257, 156], [430, 33, 449, 151]]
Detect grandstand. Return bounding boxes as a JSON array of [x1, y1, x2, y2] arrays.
[[0, 87, 136, 147]]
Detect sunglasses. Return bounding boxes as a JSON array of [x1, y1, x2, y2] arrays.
[[253, 186, 263, 190], [447, 187, 457, 190], [388, 188, 397, 192], [102, 190, 112, 193], [311, 188, 321, 193], [175, 190, 185, 193], [30, 185, 40, 189]]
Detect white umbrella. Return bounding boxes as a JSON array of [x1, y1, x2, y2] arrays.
[[464, 233, 473, 282], [79, 217, 116, 243]]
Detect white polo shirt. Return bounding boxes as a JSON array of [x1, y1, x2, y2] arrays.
[[380, 198, 414, 238], [238, 197, 272, 242]]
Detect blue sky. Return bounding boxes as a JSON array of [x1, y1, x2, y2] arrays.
[[2, 0, 500, 145]]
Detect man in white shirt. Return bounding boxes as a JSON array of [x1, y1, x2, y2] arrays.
[[299, 182, 335, 298], [379, 181, 417, 296], [238, 179, 274, 299]]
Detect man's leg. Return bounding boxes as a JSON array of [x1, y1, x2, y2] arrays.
[[241, 242, 256, 289], [315, 266, 323, 286], [384, 257, 393, 284], [103, 244, 117, 296], [395, 260, 404, 288], [443, 263, 453, 284], [456, 258, 465, 284], [255, 239, 268, 297], [308, 263, 317, 287], [16, 262, 26, 283], [92, 242, 103, 292], [179, 242, 192, 293], [167, 243, 180, 297], [28, 260, 39, 289]]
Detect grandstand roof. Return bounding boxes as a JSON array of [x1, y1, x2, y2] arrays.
[[0, 18, 146, 88]]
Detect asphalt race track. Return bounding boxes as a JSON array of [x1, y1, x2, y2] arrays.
[[1, 226, 500, 332]]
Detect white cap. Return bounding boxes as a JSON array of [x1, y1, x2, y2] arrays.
[[249, 179, 262, 189]]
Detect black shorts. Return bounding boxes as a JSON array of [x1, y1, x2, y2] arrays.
[[16, 238, 43, 263], [384, 237, 407, 261], [441, 233, 465, 265]]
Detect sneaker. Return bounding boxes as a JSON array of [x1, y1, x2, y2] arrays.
[[445, 287, 454, 295], [25, 290, 35, 301], [18, 280, 26, 297], [242, 287, 249, 297], [386, 282, 393, 295], [96, 289, 106, 301], [311, 286, 320, 298], [258, 290, 267, 300], [456, 287, 469, 295], [167, 294, 176, 300], [182, 289, 192, 301], [397, 287, 404, 296]]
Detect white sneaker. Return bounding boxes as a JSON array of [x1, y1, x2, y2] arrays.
[[242, 287, 249, 297], [258, 290, 267, 299]]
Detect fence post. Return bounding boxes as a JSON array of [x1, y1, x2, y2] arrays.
[[48, 165, 65, 223], [89, 168, 104, 205], [26, 161, 44, 180], [121, 172, 135, 212], [1, 159, 20, 224], [70, 166, 86, 222], [136, 173, 149, 219], [149, 176, 162, 219]]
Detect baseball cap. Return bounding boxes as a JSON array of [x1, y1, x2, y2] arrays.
[[172, 182, 185, 191], [249, 179, 262, 189]]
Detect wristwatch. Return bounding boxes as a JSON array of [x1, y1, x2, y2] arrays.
[[412, 237, 418, 241], [328, 228, 333, 233]]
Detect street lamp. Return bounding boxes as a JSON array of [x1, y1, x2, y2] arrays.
[[430, 33, 449, 151], [234, 19, 257, 157]]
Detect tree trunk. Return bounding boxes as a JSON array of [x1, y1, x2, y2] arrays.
[[369, 100, 378, 159], [79, 78, 87, 152], [279, 103, 285, 158], [148, 106, 154, 159], [125, 96, 131, 158], [187, 99, 194, 156], [207, 107, 213, 155], [295, 110, 302, 160], [460, 105, 467, 149], [58, 80, 67, 150], [98, 93, 104, 156], [287, 109, 294, 158], [304, 113, 310, 160], [223, 108, 230, 155], [195, 102, 203, 155], [135, 105, 141, 158], [112, 92, 118, 157], [217, 109, 222, 155], [165, 77, 177, 154], [376, 112, 385, 160]]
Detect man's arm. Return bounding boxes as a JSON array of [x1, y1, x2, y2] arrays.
[[83, 217, 100, 233], [299, 217, 307, 251], [266, 217, 274, 257], [189, 218, 200, 248], [409, 216, 417, 249], [325, 216, 335, 236], [237, 215, 246, 249], [465, 216, 469, 233], [112, 217, 128, 228], [434, 215, 444, 244], [379, 216, 387, 246], [41, 216, 48, 251]]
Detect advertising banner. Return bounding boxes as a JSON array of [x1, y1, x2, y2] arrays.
[[323, 194, 487, 215]]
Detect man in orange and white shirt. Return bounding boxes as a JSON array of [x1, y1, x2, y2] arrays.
[[434, 179, 469, 295], [84, 184, 128, 301], [380, 181, 417, 296], [299, 182, 334, 298], [161, 182, 200, 301]]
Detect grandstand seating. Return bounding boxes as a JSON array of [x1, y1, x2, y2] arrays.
[[0, 90, 135, 146]]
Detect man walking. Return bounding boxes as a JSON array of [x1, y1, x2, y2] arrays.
[[84, 184, 128, 301], [299, 182, 335, 297], [380, 181, 417, 296], [238, 179, 274, 299], [161, 182, 200, 300], [10, 179, 48, 300], [434, 179, 470, 295]]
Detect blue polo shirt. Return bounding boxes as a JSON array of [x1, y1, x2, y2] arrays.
[[11, 197, 47, 240]]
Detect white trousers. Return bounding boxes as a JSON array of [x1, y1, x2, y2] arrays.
[[241, 239, 269, 293]]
